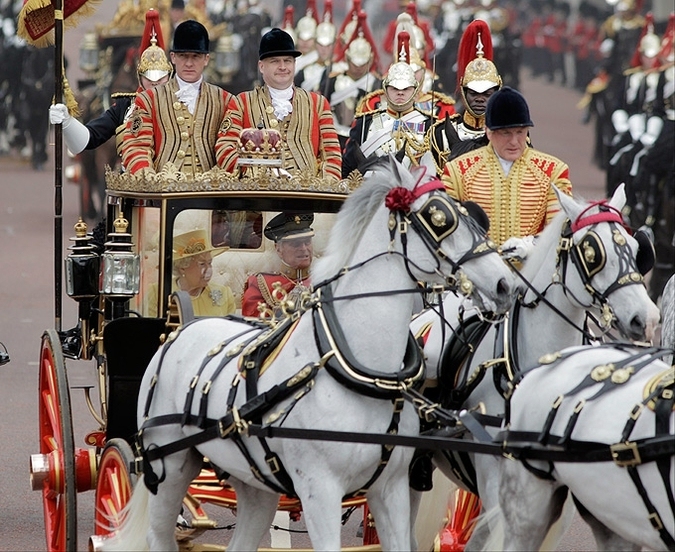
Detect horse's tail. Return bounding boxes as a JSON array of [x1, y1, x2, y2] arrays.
[[98, 480, 150, 551]]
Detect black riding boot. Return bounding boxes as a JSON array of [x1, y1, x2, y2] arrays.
[[409, 450, 434, 492]]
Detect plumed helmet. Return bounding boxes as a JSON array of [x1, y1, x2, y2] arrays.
[[383, 31, 419, 91], [259, 28, 302, 60], [137, 9, 172, 82], [343, 11, 378, 69], [296, 15, 317, 41], [629, 13, 661, 68], [316, 0, 336, 47], [457, 20, 501, 94], [264, 213, 315, 242], [485, 86, 534, 129], [296, 0, 319, 41], [171, 20, 209, 54]]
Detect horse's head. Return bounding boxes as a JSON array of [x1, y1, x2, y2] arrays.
[[551, 184, 660, 342], [382, 158, 515, 314]]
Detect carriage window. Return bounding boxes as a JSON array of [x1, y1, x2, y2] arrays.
[[211, 210, 263, 250]]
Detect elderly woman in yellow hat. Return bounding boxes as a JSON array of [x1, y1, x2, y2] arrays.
[[147, 228, 236, 317]]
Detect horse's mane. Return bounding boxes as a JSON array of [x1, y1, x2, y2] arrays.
[[312, 161, 413, 282], [520, 192, 587, 281]]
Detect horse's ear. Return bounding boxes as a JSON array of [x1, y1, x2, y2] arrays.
[[553, 185, 581, 221], [462, 201, 490, 233], [634, 227, 655, 275], [356, 151, 387, 175], [608, 182, 627, 212]]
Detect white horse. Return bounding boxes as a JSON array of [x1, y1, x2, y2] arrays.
[[498, 344, 674, 551], [410, 184, 661, 549], [100, 159, 515, 552]]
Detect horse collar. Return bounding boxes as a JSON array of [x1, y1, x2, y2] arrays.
[[312, 286, 425, 399]]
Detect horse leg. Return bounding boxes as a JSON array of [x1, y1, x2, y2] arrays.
[[497, 459, 568, 552], [146, 449, 203, 551], [367, 473, 412, 551], [225, 479, 279, 551], [294, 481, 344, 551], [409, 488, 423, 551], [573, 496, 641, 552]]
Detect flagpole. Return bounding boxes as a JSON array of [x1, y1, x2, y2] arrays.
[[54, 0, 64, 331]]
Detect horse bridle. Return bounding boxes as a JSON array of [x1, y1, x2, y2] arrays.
[[553, 201, 654, 326], [386, 179, 497, 297]]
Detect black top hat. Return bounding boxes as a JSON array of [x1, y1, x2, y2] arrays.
[[264, 212, 314, 242], [171, 20, 209, 54], [485, 87, 534, 130], [259, 28, 302, 61]]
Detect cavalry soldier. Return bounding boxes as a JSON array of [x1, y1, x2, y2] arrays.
[[342, 31, 455, 177], [443, 19, 502, 161], [49, 9, 172, 157], [295, 0, 336, 92], [442, 86, 573, 258], [121, 20, 237, 177], [215, 28, 342, 181], [241, 212, 314, 318], [320, 10, 381, 150]]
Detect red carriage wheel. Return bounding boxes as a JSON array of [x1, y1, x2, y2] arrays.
[[32, 329, 78, 552], [437, 489, 481, 552], [94, 438, 137, 536]]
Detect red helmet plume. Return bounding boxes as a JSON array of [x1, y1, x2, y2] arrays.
[[139, 8, 166, 52], [456, 19, 494, 92]]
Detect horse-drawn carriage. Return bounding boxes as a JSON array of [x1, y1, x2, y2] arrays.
[[29, 122, 673, 550]]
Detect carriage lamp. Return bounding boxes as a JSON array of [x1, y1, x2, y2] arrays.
[[98, 214, 140, 302], [66, 218, 100, 300], [79, 32, 99, 74], [215, 31, 242, 81]]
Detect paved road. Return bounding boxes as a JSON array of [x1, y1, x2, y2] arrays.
[[0, 4, 610, 551]]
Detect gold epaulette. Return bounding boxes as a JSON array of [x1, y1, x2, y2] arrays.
[[111, 92, 137, 99], [431, 91, 456, 105], [355, 90, 384, 117]]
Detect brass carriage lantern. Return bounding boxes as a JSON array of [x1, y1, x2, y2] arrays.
[[98, 214, 140, 313], [79, 32, 99, 74], [215, 30, 242, 82]]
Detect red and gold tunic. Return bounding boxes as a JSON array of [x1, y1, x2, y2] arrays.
[[442, 144, 573, 245], [215, 85, 342, 181], [241, 271, 311, 318], [122, 79, 236, 176]]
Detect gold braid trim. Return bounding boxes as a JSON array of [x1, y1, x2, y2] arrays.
[[257, 274, 279, 310], [355, 90, 384, 116]]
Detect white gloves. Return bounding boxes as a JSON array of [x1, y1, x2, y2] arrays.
[[640, 116, 664, 148], [501, 235, 535, 261], [627, 113, 646, 143], [611, 109, 629, 134], [49, 103, 72, 126], [49, 103, 90, 154]]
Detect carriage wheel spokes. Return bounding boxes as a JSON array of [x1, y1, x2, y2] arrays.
[[31, 329, 78, 552], [437, 489, 481, 552], [94, 438, 137, 536]]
